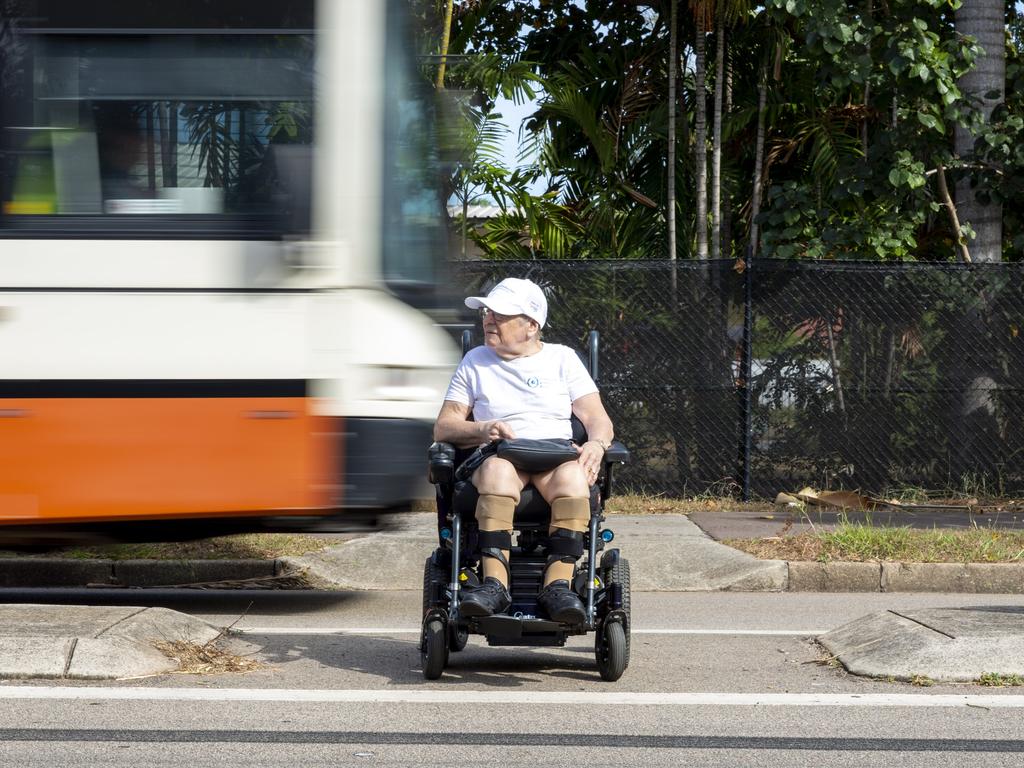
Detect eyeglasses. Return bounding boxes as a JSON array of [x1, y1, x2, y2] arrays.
[[480, 308, 519, 322]]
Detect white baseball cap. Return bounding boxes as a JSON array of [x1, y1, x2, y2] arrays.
[[465, 277, 548, 328]]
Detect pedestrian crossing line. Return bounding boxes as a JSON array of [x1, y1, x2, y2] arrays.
[[233, 627, 826, 636], [2, 687, 1024, 708]]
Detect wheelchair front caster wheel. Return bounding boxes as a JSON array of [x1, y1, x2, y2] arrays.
[[595, 621, 627, 681], [449, 622, 469, 652], [421, 618, 448, 679]]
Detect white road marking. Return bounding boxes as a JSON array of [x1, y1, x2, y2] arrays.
[[1, 687, 1023, 708], [233, 627, 826, 636], [640, 629, 826, 636], [235, 628, 421, 635]]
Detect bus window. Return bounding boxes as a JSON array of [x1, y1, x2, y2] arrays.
[[380, 0, 446, 294], [0, 29, 314, 231]]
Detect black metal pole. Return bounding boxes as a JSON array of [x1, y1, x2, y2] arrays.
[[588, 329, 600, 383], [740, 245, 754, 501]]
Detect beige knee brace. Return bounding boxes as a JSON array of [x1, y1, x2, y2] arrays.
[[476, 494, 515, 530], [549, 496, 590, 533], [545, 496, 590, 584], [476, 494, 515, 586]]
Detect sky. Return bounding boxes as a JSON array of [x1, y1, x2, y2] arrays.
[[493, 94, 547, 195]]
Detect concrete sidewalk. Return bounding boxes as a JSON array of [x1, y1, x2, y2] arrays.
[[2, 512, 1024, 593], [284, 513, 1024, 594], [282, 513, 788, 592]]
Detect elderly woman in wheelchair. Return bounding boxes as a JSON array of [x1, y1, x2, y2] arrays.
[[424, 277, 631, 680]]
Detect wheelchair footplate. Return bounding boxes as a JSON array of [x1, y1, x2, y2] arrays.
[[474, 613, 570, 647]]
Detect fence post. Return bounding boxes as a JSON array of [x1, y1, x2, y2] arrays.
[[739, 246, 754, 501]]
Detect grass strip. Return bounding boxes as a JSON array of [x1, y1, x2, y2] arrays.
[[728, 523, 1024, 564], [1, 533, 336, 561]]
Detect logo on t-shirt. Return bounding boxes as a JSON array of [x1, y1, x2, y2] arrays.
[[526, 376, 540, 388]]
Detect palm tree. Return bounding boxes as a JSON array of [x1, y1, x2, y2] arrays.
[[954, 0, 1006, 263], [711, 10, 724, 259], [436, 0, 455, 89], [748, 63, 768, 256], [748, 15, 786, 257], [690, 1, 711, 259], [948, 1, 1006, 483], [514, 49, 666, 259], [668, 0, 679, 263], [446, 105, 512, 258], [710, 1, 752, 260]]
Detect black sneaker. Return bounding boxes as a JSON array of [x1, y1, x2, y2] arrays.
[[459, 577, 511, 617], [538, 579, 586, 624]]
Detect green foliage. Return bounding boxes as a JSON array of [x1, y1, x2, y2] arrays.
[[978, 672, 1024, 686], [431, 0, 1020, 262], [752, 0, 994, 260], [759, 175, 927, 260]]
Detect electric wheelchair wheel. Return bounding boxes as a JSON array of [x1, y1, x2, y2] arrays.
[[595, 620, 627, 681], [421, 618, 448, 680], [605, 557, 631, 666], [422, 556, 446, 616], [449, 622, 469, 652], [422, 555, 468, 652]]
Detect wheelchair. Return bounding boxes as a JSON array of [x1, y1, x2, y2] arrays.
[[421, 330, 631, 681]]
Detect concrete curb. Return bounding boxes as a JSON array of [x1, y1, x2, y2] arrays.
[[819, 608, 1024, 682], [786, 561, 1024, 593], [0, 559, 281, 589], [0, 605, 226, 680], [2, 517, 1024, 592]]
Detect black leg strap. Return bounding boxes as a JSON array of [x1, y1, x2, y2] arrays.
[[478, 529, 512, 579], [546, 528, 584, 566]]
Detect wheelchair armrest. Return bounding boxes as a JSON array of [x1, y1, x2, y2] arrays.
[[428, 441, 456, 485], [604, 440, 629, 465], [600, 440, 628, 502]]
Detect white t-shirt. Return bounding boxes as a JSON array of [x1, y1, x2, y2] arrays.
[[444, 343, 598, 441]]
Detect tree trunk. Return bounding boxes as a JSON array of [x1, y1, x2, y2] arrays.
[[721, 53, 733, 259], [711, 14, 724, 260], [436, 0, 455, 90], [861, 0, 873, 155], [936, 163, 972, 262], [954, 0, 1005, 263], [748, 73, 767, 256], [949, 0, 1005, 485], [693, 14, 709, 260], [668, 0, 678, 266]]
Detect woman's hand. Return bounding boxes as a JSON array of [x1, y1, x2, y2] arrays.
[[575, 440, 605, 485], [480, 420, 516, 443]]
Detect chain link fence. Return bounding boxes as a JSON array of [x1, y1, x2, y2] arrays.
[[449, 259, 1024, 499]]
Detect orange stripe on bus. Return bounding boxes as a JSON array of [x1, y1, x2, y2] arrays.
[[0, 397, 339, 523]]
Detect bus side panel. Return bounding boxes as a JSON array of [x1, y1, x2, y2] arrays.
[[0, 396, 337, 522]]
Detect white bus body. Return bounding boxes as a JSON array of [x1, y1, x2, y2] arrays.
[[0, 0, 458, 532]]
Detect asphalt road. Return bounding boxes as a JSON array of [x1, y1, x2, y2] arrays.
[[2, 589, 1024, 767]]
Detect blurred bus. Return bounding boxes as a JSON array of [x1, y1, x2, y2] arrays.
[[0, 0, 458, 542]]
